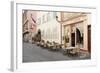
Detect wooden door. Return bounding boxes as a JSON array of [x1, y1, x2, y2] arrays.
[[88, 25, 91, 53], [71, 33, 75, 47]]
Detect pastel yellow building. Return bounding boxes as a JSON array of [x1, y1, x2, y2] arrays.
[[61, 12, 91, 53]]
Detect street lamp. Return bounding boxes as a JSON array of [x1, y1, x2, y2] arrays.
[[56, 16, 63, 23]]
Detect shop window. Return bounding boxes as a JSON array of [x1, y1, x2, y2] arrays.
[[76, 23, 84, 48]]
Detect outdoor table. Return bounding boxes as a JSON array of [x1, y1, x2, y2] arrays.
[[62, 47, 76, 55]]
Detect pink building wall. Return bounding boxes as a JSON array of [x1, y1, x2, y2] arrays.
[[27, 11, 37, 33]]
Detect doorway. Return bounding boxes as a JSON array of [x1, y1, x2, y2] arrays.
[[88, 25, 91, 53], [71, 33, 75, 47]]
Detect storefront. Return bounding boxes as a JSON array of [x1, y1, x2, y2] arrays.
[[62, 14, 91, 52]]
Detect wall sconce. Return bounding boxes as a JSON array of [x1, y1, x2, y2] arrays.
[[56, 16, 63, 23], [56, 16, 67, 23]]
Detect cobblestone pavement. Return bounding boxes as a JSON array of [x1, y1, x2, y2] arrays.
[[23, 42, 90, 63]]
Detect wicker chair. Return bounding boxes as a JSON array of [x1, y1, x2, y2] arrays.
[[69, 45, 80, 56]]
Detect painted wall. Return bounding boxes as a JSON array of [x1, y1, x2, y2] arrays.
[[26, 11, 37, 33], [36, 11, 61, 43], [23, 10, 37, 42], [62, 13, 91, 51]]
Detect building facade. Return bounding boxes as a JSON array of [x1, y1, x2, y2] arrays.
[[22, 10, 37, 42], [61, 12, 91, 53], [22, 10, 91, 53], [36, 11, 61, 43]]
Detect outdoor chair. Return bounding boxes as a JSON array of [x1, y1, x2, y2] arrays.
[[36, 42, 40, 46], [44, 41, 51, 49], [69, 46, 80, 56], [52, 44, 57, 51], [55, 43, 61, 51], [51, 42, 59, 51], [43, 43, 47, 48], [47, 42, 54, 50], [39, 40, 45, 47], [61, 44, 70, 55]]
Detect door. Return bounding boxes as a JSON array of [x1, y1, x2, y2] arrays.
[[71, 33, 75, 47], [88, 25, 91, 53]]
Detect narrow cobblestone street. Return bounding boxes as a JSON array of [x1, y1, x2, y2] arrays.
[[23, 42, 90, 63]]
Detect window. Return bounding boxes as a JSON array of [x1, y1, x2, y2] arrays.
[[53, 12, 57, 18], [42, 15, 47, 24], [47, 12, 50, 22], [42, 15, 44, 24], [37, 18, 41, 25]]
